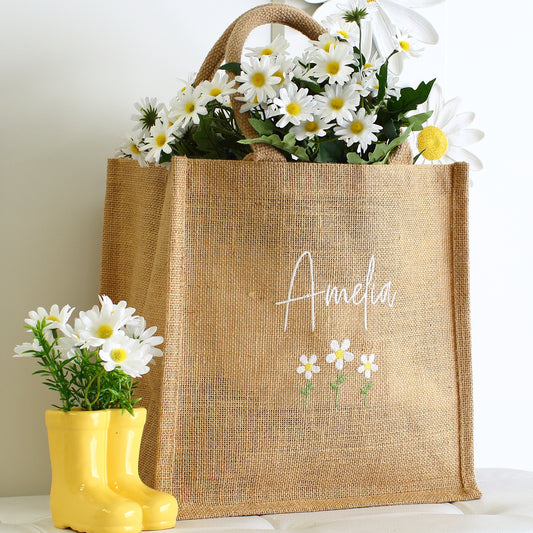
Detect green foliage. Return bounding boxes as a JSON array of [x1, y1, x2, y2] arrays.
[[239, 132, 310, 162], [26, 320, 138, 414], [218, 62, 242, 75]]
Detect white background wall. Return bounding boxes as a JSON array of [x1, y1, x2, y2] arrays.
[[0, 0, 531, 497]]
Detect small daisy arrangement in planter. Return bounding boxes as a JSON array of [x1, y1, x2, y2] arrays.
[[117, 1, 483, 168], [13, 295, 162, 413]]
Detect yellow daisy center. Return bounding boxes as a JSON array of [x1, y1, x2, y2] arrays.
[[335, 349, 344, 360], [48, 316, 59, 322], [327, 61, 340, 75], [364, 63, 372, 69], [110, 348, 127, 363], [399, 40, 410, 51], [261, 47, 273, 55], [209, 87, 222, 97], [97, 324, 114, 339], [252, 72, 265, 87], [351, 121, 364, 134], [155, 134, 167, 147], [364, 362, 372, 370], [185, 102, 195, 114], [286, 103, 301, 116], [305, 121, 319, 133], [130, 143, 141, 155], [417, 126, 448, 161], [323, 42, 335, 52], [338, 30, 348, 39], [305, 363, 313, 372], [367, 0, 376, 3], [330, 98, 344, 110]]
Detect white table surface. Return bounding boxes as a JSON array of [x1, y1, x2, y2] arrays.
[[1, 469, 533, 532]]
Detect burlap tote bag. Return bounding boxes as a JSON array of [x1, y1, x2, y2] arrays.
[[100, 4, 481, 519]]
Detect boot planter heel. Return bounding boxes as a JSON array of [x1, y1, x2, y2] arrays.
[[46, 409, 143, 533], [107, 408, 178, 530]]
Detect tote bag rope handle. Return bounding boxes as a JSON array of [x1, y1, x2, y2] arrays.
[[225, 4, 325, 161]]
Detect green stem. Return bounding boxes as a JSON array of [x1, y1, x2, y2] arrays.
[[84, 366, 105, 410]]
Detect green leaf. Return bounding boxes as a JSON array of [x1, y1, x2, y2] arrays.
[[387, 79, 436, 114], [376, 60, 389, 103], [248, 117, 275, 136], [330, 382, 339, 390], [218, 62, 241, 75], [366, 124, 415, 164], [338, 374, 348, 384], [403, 110, 433, 132], [316, 140, 346, 163], [346, 151, 368, 164], [294, 77, 323, 95]]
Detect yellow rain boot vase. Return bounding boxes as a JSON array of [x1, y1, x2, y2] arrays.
[[45, 409, 143, 533], [107, 408, 178, 530]]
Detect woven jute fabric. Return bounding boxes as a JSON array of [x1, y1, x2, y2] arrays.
[[100, 155, 481, 519]]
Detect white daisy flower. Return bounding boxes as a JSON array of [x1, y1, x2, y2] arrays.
[[315, 83, 360, 123], [309, 42, 356, 85], [123, 316, 164, 361], [236, 56, 282, 104], [198, 70, 236, 104], [245, 34, 290, 59], [326, 338, 354, 370], [313, 0, 443, 73], [56, 331, 82, 361], [321, 14, 360, 45], [335, 108, 382, 152], [412, 84, 484, 170], [170, 85, 209, 128], [13, 339, 42, 358], [273, 83, 316, 128], [25, 304, 75, 335], [290, 115, 333, 141], [131, 97, 166, 134], [296, 354, 321, 380], [115, 136, 148, 167], [358, 353, 378, 378], [142, 120, 176, 164], [394, 29, 424, 72], [98, 332, 151, 378], [349, 73, 371, 100], [75, 295, 136, 349]]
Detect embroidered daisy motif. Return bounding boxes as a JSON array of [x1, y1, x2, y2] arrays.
[[358, 353, 378, 407], [326, 338, 354, 407], [358, 353, 378, 378], [297, 355, 320, 410], [326, 338, 354, 370]]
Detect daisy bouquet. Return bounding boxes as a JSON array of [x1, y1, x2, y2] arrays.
[[13, 296, 163, 413], [117, 2, 482, 168]]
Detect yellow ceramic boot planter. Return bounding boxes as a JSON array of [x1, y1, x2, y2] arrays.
[[46, 409, 143, 533], [107, 408, 178, 530]]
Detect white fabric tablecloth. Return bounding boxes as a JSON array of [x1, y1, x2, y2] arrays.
[[1, 469, 532, 532]]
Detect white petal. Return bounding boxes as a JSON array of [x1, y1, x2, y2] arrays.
[[297, 365, 305, 374], [305, 370, 313, 380], [335, 359, 344, 370], [371, 364, 379, 372], [341, 338, 350, 350], [360, 354, 369, 363], [326, 353, 336, 364], [330, 339, 340, 352], [300, 354, 309, 365], [365, 369, 372, 379], [436, 97, 462, 130], [344, 351, 354, 362], [443, 111, 474, 136], [358, 365, 365, 374], [309, 354, 317, 364], [368, 353, 375, 363], [381, 0, 439, 44], [312, 365, 321, 373], [447, 146, 483, 171], [448, 128, 484, 147], [372, 8, 399, 59], [403, 0, 445, 7]]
